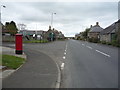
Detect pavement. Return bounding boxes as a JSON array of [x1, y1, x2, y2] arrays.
[[1, 46, 27, 79], [0, 46, 27, 90], [2, 43, 60, 88]]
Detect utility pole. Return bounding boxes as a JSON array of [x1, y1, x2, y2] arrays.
[[0, 5, 6, 24]]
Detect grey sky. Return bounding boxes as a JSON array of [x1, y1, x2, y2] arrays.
[[1, 1, 119, 37]]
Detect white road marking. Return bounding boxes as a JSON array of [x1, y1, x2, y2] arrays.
[[65, 50, 66, 52], [86, 46, 92, 49], [63, 56, 66, 59], [82, 44, 85, 46], [61, 63, 65, 70], [95, 50, 110, 57], [64, 52, 66, 55]]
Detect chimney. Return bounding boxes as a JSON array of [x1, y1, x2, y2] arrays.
[[96, 22, 99, 26], [53, 28, 55, 31], [90, 25, 92, 28], [49, 25, 51, 30]]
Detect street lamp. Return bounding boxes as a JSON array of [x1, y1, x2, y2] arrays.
[[51, 12, 56, 28], [0, 5, 6, 24]]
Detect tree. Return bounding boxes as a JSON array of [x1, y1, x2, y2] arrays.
[[82, 28, 90, 39], [5, 21, 18, 35]]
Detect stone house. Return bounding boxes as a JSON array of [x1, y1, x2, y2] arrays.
[[88, 22, 103, 40], [45, 26, 64, 41], [100, 20, 120, 42]]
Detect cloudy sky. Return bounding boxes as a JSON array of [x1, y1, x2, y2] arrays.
[[1, 0, 119, 37]]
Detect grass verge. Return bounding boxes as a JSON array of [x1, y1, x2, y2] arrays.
[[1, 54, 25, 69], [23, 40, 48, 43]]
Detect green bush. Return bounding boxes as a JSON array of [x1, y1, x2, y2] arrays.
[[88, 38, 93, 42], [101, 41, 106, 44], [111, 40, 118, 46], [58, 38, 65, 41], [106, 42, 112, 45], [88, 38, 99, 43], [92, 38, 99, 43], [23, 40, 48, 43]]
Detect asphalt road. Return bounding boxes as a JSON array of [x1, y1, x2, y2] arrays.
[[2, 40, 119, 88], [61, 39, 118, 88]]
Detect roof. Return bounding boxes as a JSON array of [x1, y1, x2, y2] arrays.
[[115, 19, 120, 24], [89, 25, 103, 33], [100, 23, 115, 35]]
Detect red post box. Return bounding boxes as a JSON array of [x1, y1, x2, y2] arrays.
[[15, 34, 23, 54]]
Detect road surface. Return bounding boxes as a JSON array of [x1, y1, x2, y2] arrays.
[[2, 39, 118, 88], [61, 39, 118, 88]]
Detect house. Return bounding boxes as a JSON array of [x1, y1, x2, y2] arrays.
[[19, 30, 46, 36], [115, 19, 120, 44], [100, 20, 120, 43], [100, 23, 115, 42], [53, 28, 64, 40], [75, 32, 83, 40], [19, 30, 35, 36], [58, 31, 64, 39], [45, 26, 64, 41], [88, 22, 103, 40], [18, 30, 47, 40]]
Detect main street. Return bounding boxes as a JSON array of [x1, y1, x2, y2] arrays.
[[3, 39, 118, 88], [61, 39, 118, 88]]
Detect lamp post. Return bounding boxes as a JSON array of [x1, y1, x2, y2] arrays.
[[0, 5, 6, 24], [51, 12, 56, 28]]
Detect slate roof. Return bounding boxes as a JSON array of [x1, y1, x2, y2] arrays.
[[100, 19, 120, 35], [89, 25, 103, 33], [100, 23, 116, 35], [115, 19, 120, 24]]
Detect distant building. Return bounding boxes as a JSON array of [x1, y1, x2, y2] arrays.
[[88, 22, 103, 39], [19, 30, 46, 36], [45, 26, 64, 41], [75, 32, 83, 40], [19, 30, 35, 36]]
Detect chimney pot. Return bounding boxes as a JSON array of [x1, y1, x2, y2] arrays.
[[96, 22, 99, 25], [49, 25, 51, 30], [90, 25, 92, 28]]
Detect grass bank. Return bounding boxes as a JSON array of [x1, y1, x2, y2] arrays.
[[1, 54, 25, 69], [23, 40, 48, 43]]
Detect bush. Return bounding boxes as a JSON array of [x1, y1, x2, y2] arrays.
[[106, 42, 112, 45], [88, 38, 93, 42], [58, 38, 65, 41], [88, 38, 99, 43], [111, 40, 118, 46], [92, 38, 99, 43], [101, 41, 106, 44]]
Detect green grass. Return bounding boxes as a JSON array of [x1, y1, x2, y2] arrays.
[[23, 40, 48, 43], [0, 54, 2, 65], [2, 54, 25, 69]]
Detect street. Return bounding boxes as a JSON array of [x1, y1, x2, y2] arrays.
[[1, 1, 119, 89], [61, 39, 118, 88], [2, 39, 118, 88]]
